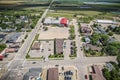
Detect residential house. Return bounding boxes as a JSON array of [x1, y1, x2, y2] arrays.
[[96, 26, 107, 34], [84, 44, 102, 52], [108, 37, 117, 43], [106, 63, 114, 71], [85, 37, 91, 44]]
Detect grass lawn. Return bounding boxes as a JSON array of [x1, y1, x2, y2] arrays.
[[57, 10, 102, 16], [0, 0, 49, 4], [47, 10, 102, 19], [46, 12, 74, 19]]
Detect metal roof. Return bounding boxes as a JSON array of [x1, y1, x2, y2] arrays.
[[7, 33, 21, 43], [96, 19, 117, 24]]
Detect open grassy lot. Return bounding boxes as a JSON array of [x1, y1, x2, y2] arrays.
[[46, 12, 74, 19], [47, 9, 119, 21], [56, 10, 102, 16]]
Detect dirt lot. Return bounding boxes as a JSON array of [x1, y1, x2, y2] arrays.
[[38, 27, 69, 40]]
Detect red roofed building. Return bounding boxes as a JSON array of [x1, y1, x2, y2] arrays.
[[60, 18, 68, 27], [0, 54, 4, 60]]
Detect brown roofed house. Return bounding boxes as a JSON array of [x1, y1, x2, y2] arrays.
[[47, 68, 59, 80]]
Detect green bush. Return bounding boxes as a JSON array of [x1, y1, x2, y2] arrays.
[[0, 44, 6, 52]]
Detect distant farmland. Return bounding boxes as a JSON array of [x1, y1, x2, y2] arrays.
[[0, 0, 51, 9], [54, 0, 120, 3]]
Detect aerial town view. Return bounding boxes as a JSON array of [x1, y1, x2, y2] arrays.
[[0, 0, 120, 80]]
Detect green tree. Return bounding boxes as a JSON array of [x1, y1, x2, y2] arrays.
[[117, 55, 120, 67], [105, 42, 120, 55], [108, 31, 113, 36], [103, 68, 111, 80], [0, 44, 6, 52], [91, 33, 100, 45], [100, 34, 109, 46]]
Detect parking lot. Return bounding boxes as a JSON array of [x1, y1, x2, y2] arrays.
[[29, 40, 54, 60], [38, 27, 69, 40], [63, 40, 72, 60]]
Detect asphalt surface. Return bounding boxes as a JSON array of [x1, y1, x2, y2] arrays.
[[7, 0, 54, 70], [5, 1, 117, 80]]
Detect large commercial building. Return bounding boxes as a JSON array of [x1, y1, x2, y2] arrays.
[[6, 33, 21, 43], [95, 19, 118, 24], [44, 17, 69, 27], [54, 39, 64, 54], [47, 68, 59, 80], [91, 65, 106, 80]]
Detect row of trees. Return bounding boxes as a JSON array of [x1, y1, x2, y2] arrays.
[[69, 26, 75, 40]]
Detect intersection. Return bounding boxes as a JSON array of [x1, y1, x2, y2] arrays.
[[6, 0, 117, 80]]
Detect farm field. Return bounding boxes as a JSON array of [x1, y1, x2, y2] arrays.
[[47, 10, 119, 21]]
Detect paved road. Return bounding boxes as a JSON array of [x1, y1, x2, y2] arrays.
[[22, 56, 116, 80], [5, 2, 117, 80], [72, 19, 84, 59], [7, 0, 54, 69], [64, 40, 71, 60]]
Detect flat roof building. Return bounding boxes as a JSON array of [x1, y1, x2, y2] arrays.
[[95, 19, 118, 24], [54, 39, 64, 54], [47, 68, 59, 80], [44, 17, 68, 27], [23, 68, 42, 80], [31, 42, 41, 50], [91, 65, 106, 80], [6, 33, 21, 43]]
